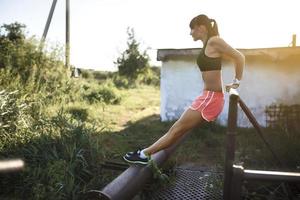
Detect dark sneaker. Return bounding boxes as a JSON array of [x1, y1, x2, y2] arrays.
[[125, 147, 145, 157], [125, 147, 143, 156], [125, 151, 135, 156], [123, 149, 150, 165]]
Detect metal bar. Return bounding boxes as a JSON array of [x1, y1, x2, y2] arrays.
[[100, 164, 127, 171], [244, 169, 300, 182], [238, 97, 294, 199], [231, 165, 244, 200], [238, 98, 284, 167], [0, 159, 24, 173], [104, 161, 129, 167], [65, 0, 70, 69], [99, 131, 191, 200], [223, 90, 239, 200], [101, 161, 129, 171], [40, 0, 58, 48]]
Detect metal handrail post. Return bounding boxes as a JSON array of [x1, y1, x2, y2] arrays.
[[231, 165, 244, 200], [223, 89, 239, 200]]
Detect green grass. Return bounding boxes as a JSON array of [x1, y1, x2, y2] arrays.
[[1, 77, 299, 199]]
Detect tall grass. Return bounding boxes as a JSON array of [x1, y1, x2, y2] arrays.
[[0, 30, 122, 199], [0, 23, 162, 199]]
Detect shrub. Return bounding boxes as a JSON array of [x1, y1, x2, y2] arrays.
[[0, 22, 71, 103], [67, 107, 89, 121], [81, 70, 92, 79], [112, 75, 131, 88], [0, 90, 31, 136], [93, 71, 109, 80], [137, 67, 160, 86], [84, 85, 121, 104]]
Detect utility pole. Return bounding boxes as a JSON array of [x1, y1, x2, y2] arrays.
[[40, 0, 57, 50], [292, 34, 296, 47], [66, 0, 70, 69]]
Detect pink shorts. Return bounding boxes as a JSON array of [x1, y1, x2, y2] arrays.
[[189, 90, 224, 122]]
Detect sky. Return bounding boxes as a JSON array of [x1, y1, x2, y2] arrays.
[[1, 0, 300, 71]]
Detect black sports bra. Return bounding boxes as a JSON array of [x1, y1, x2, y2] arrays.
[[197, 40, 222, 72]]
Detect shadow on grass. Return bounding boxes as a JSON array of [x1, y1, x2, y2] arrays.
[[101, 113, 300, 172], [100, 114, 227, 168]]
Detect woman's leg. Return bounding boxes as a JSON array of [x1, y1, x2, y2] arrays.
[[143, 108, 206, 155]]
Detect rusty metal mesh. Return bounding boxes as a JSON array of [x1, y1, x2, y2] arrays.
[[145, 168, 223, 200]]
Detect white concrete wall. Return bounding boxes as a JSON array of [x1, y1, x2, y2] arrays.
[[160, 58, 300, 127], [160, 60, 203, 121]]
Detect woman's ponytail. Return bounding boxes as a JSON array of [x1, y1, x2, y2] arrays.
[[208, 18, 219, 37]]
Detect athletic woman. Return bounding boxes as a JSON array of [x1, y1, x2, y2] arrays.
[[123, 14, 245, 164]]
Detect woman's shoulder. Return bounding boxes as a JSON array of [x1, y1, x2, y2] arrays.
[[208, 36, 225, 45], [208, 36, 230, 51]]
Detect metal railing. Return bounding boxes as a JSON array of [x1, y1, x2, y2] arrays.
[[223, 89, 300, 200], [0, 159, 24, 173], [94, 131, 191, 200]]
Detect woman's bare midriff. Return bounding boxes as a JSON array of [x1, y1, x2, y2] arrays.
[[201, 70, 223, 92]]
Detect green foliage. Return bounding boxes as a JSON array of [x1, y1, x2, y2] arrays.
[[112, 75, 131, 88], [0, 22, 26, 42], [115, 27, 150, 80], [92, 71, 113, 80], [67, 107, 89, 121], [111, 67, 160, 88], [147, 157, 170, 184], [0, 22, 78, 107], [81, 67, 160, 89], [0, 22, 110, 199], [0, 109, 103, 199], [0, 90, 30, 135], [84, 84, 122, 104], [81, 70, 92, 79], [136, 67, 160, 86]]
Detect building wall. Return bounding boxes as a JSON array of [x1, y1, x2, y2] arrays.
[[160, 59, 203, 121], [160, 57, 300, 127]]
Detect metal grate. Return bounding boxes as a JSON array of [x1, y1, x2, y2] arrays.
[[146, 167, 223, 200]]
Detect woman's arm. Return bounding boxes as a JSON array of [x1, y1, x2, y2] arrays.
[[212, 37, 245, 81], [210, 37, 245, 91]]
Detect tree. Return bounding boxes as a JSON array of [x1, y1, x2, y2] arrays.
[[0, 22, 29, 70], [115, 27, 150, 80], [0, 22, 26, 42]]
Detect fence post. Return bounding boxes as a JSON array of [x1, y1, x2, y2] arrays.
[[223, 92, 239, 200]]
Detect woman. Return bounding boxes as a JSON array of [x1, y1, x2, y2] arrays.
[[123, 14, 245, 165]]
